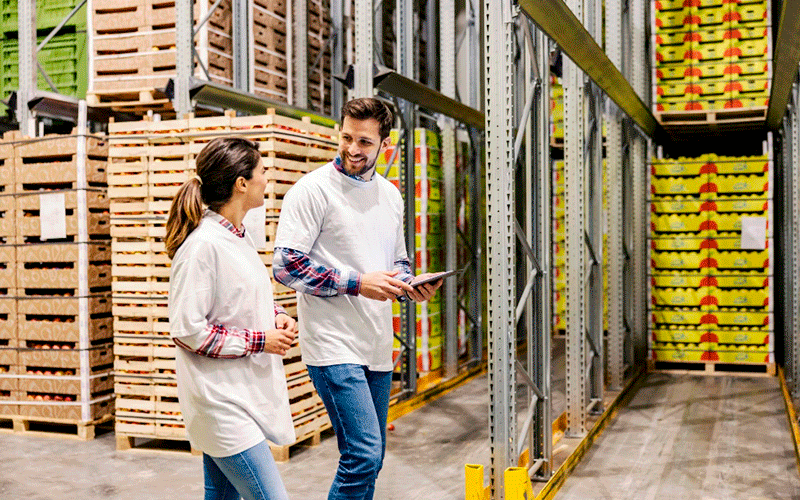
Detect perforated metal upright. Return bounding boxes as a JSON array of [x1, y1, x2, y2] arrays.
[[630, 0, 649, 365], [789, 82, 800, 397], [292, 0, 308, 107], [17, 0, 36, 135]]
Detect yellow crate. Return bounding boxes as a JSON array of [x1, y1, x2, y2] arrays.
[[690, 98, 729, 110], [691, 0, 726, 7], [714, 328, 770, 345], [728, 96, 770, 109], [655, 63, 692, 82], [728, 37, 769, 59], [651, 309, 707, 326], [690, 60, 729, 79], [655, 8, 692, 30], [687, 40, 728, 62], [652, 328, 707, 344], [656, 42, 693, 64], [714, 345, 772, 364], [695, 80, 728, 97], [654, 30, 693, 46], [656, 81, 692, 98], [708, 272, 769, 289], [652, 287, 712, 307], [714, 289, 769, 308], [729, 24, 769, 41], [687, 6, 728, 28], [710, 234, 770, 251], [708, 309, 770, 328], [712, 155, 768, 175], [711, 173, 769, 195], [728, 4, 768, 25], [655, 100, 693, 112], [651, 198, 707, 215], [707, 213, 769, 233], [651, 236, 707, 251], [654, 0, 686, 10], [651, 213, 711, 233], [708, 249, 770, 271], [651, 176, 709, 196], [691, 26, 730, 44], [726, 78, 770, 97], [651, 156, 709, 176], [651, 343, 711, 362], [651, 273, 709, 288]]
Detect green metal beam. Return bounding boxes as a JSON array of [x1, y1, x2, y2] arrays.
[[767, 0, 800, 129], [518, 0, 659, 138]]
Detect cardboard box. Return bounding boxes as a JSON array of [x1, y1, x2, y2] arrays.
[[17, 315, 113, 342], [18, 397, 113, 421], [18, 342, 113, 369], [15, 190, 109, 211], [16, 242, 111, 264], [17, 210, 110, 238], [17, 371, 113, 397], [14, 133, 107, 160], [18, 264, 111, 291]]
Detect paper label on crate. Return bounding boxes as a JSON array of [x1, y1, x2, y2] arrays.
[[740, 216, 767, 250], [243, 203, 267, 250], [39, 192, 67, 240]]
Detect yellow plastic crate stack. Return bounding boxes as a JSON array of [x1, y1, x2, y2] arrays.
[[653, 0, 771, 117], [381, 129, 444, 373], [551, 75, 563, 146], [649, 153, 773, 365]]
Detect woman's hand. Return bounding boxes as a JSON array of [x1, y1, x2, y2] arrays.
[[263, 328, 297, 356], [275, 313, 298, 333]]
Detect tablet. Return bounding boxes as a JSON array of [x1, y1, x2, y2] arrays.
[[410, 269, 458, 288]]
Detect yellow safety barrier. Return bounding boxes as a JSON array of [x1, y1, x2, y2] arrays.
[[505, 467, 534, 499], [465, 464, 490, 500]]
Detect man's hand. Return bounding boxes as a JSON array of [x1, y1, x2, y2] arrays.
[[359, 270, 416, 301], [406, 273, 444, 302], [263, 328, 297, 356], [275, 313, 298, 333]]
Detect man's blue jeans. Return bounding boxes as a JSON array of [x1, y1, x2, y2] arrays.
[[204, 440, 290, 500], [307, 364, 392, 500]]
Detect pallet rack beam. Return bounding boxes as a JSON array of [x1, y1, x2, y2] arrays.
[[767, 0, 800, 129], [517, 0, 659, 138]]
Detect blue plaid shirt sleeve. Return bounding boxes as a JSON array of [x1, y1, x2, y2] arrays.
[[273, 247, 362, 297]]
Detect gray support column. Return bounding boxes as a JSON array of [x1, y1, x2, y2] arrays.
[[605, 0, 624, 390], [293, 0, 308, 106], [233, 0, 252, 91], [536, 26, 553, 478], [441, 0, 458, 379], [17, 0, 36, 135], [792, 83, 800, 397], [630, 0, 649, 364], [484, 0, 516, 493], [564, 0, 587, 437], [331, 0, 345, 115], [426, 0, 439, 90], [354, 0, 374, 98], [175, 0, 193, 116], [398, 0, 417, 394], [781, 113, 793, 392]]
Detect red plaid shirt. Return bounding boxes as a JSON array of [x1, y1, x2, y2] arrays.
[[173, 211, 290, 358]]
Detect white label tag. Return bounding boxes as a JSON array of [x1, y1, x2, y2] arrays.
[[243, 203, 267, 250], [740, 216, 767, 250], [39, 192, 67, 240]]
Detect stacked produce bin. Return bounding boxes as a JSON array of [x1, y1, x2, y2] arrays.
[[649, 148, 774, 372]]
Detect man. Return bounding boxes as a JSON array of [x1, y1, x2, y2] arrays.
[[273, 97, 442, 499]]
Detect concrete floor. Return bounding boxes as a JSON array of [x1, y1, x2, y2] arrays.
[[555, 373, 800, 500]]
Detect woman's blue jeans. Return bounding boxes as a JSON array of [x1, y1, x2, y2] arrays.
[[307, 363, 392, 500], [204, 440, 290, 500]]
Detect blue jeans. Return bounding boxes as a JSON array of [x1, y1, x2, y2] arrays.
[[204, 440, 290, 500], [307, 364, 392, 500]]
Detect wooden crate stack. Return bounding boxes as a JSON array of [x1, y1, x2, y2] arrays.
[[0, 130, 114, 439], [88, 0, 234, 117], [108, 110, 340, 458]]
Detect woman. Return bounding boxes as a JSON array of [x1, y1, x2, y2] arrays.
[[166, 137, 297, 500]]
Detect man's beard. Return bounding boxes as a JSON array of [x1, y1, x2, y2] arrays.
[[342, 150, 379, 177]]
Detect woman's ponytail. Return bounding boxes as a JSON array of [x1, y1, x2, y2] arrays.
[[165, 177, 204, 259]]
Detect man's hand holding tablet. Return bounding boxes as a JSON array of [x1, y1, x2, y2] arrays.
[[404, 270, 457, 302]]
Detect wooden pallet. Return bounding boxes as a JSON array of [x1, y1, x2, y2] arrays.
[[270, 419, 333, 462], [648, 359, 776, 377], [0, 413, 113, 440], [116, 432, 202, 455], [655, 106, 768, 126]]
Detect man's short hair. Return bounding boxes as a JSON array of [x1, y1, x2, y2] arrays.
[[341, 98, 393, 141]]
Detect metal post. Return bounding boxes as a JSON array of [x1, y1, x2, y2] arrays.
[[630, 0, 649, 365], [397, 0, 417, 395], [468, 127, 483, 365], [792, 83, 800, 396], [233, 0, 251, 91], [564, 0, 587, 437], [293, 0, 308, 106], [536, 25, 552, 479], [426, 0, 439, 90], [17, 0, 36, 135], [484, 0, 515, 493], [605, 0, 624, 391], [331, 0, 345, 115], [354, 0, 374, 98], [174, 0, 193, 116], [441, 0, 458, 379]]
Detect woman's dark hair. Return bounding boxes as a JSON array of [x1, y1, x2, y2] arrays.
[[341, 98, 393, 140], [165, 137, 261, 259]]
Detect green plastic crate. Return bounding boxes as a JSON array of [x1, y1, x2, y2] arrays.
[[1, 0, 86, 33], [1, 32, 87, 99]]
